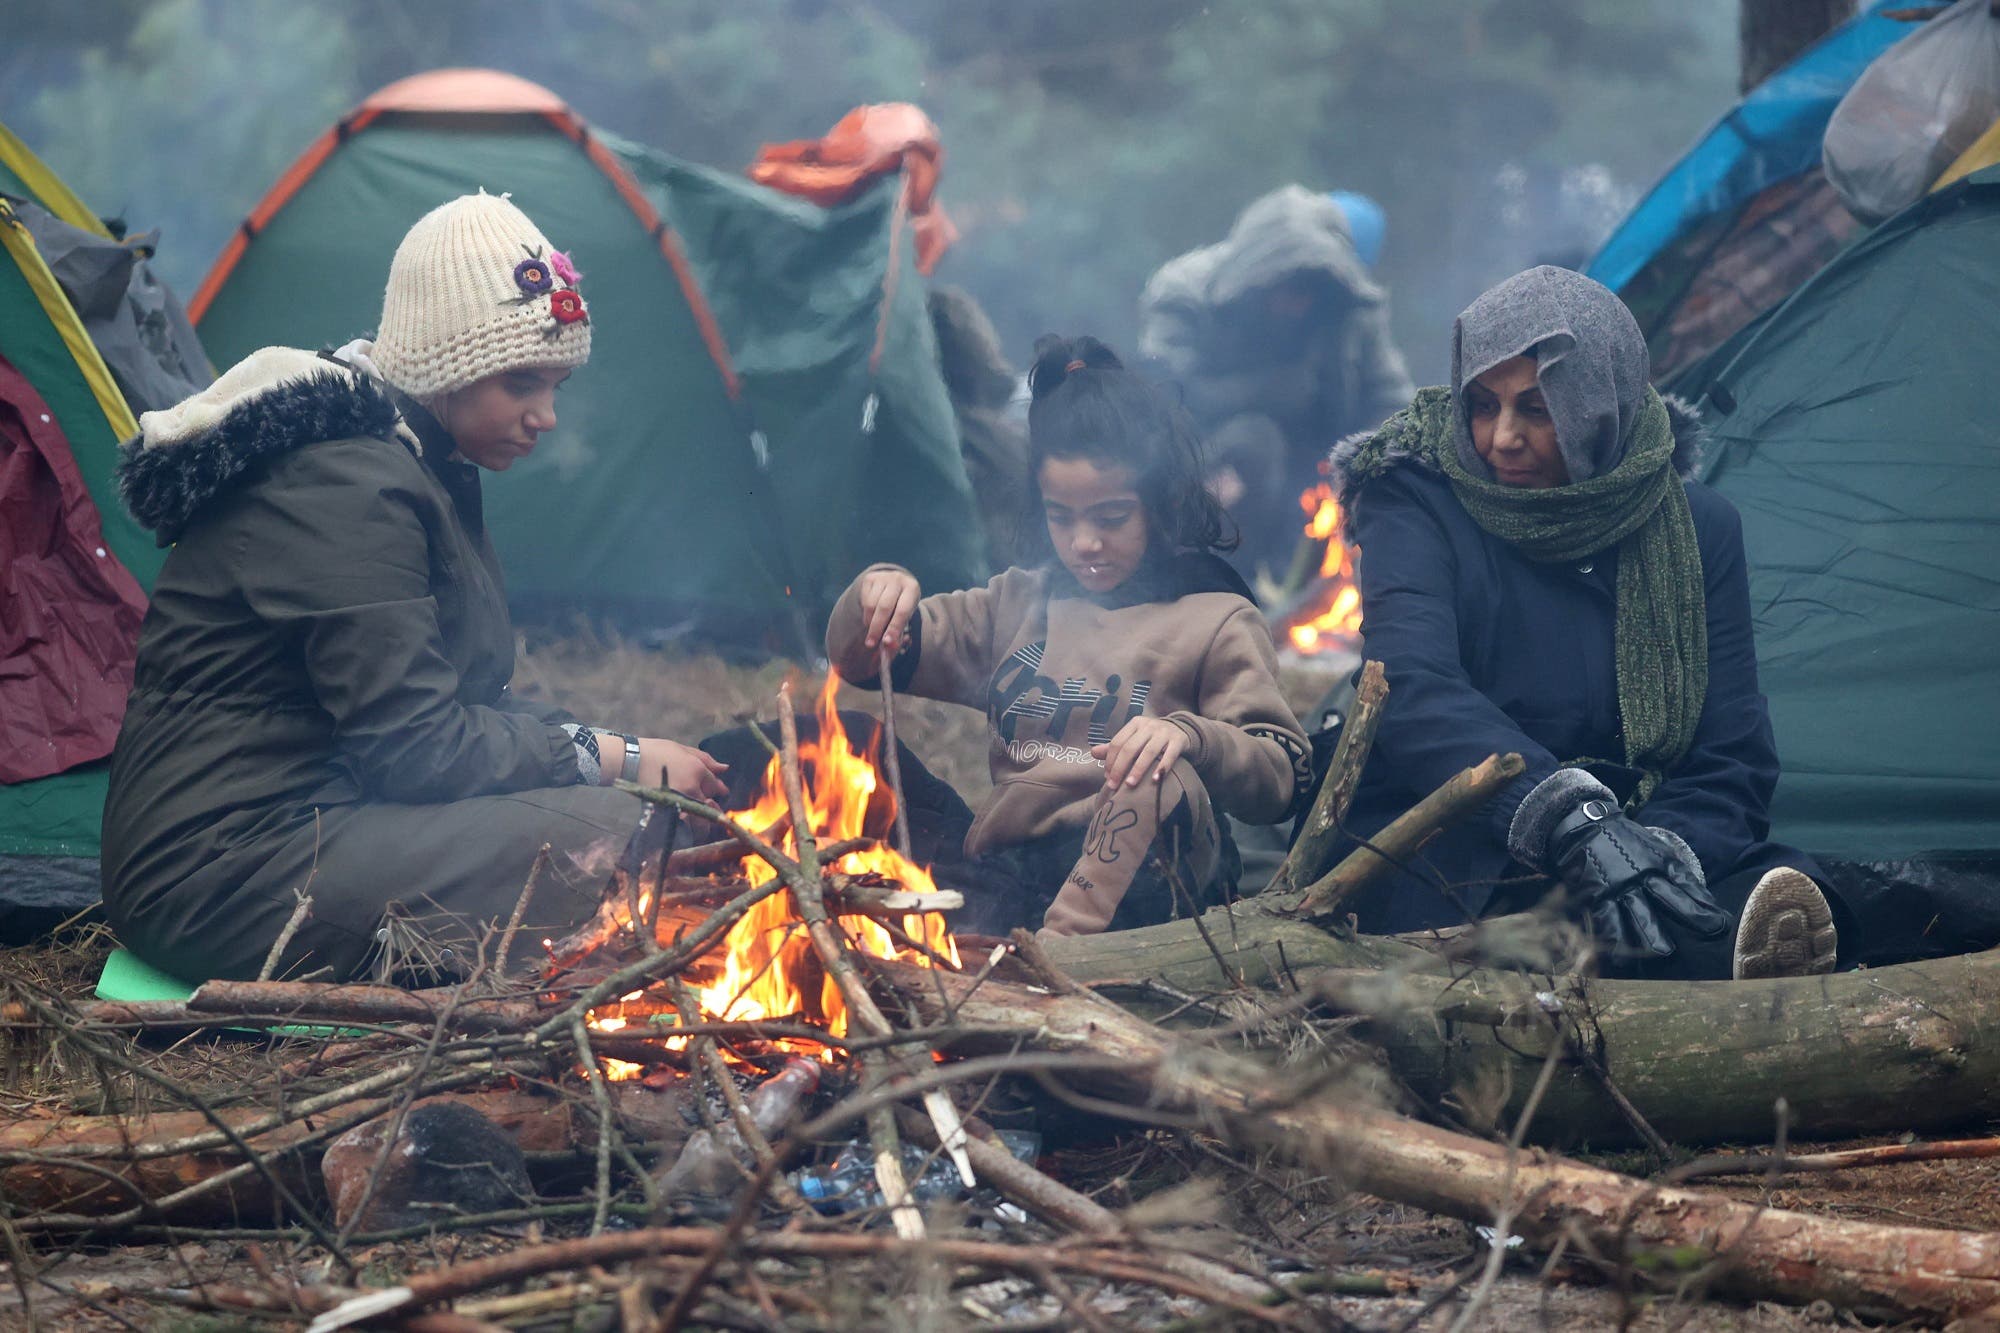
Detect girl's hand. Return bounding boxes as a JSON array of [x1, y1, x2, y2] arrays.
[[858, 567, 921, 651], [1092, 716, 1187, 790], [625, 737, 730, 802]]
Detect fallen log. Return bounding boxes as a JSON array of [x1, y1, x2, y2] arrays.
[[877, 961, 2000, 1323], [1042, 908, 2000, 1146], [184, 982, 545, 1032], [0, 1088, 575, 1220]]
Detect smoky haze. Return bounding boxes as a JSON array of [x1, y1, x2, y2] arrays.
[[4, 0, 1738, 382]]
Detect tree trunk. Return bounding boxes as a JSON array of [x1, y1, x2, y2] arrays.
[[879, 963, 2000, 1324], [1040, 907, 2000, 1145], [1741, 0, 1856, 93]]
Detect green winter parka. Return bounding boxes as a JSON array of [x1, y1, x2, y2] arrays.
[[103, 348, 630, 983]]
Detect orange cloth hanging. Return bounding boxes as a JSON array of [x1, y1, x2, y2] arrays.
[[750, 104, 958, 275]]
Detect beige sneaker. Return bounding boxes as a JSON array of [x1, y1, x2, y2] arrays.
[[1732, 867, 1838, 979]]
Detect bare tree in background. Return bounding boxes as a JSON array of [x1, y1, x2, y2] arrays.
[[1741, 0, 1857, 92]]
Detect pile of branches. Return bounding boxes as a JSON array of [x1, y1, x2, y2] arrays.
[[4, 669, 2000, 1329]]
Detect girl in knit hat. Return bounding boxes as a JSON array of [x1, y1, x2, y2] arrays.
[[102, 193, 724, 984], [1328, 266, 1839, 981]]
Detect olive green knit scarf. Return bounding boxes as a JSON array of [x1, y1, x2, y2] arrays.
[[1346, 385, 1706, 805]]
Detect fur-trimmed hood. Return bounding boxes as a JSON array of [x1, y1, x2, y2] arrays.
[[118, 346, 411, 545], [1326, 390, 1708, 507]]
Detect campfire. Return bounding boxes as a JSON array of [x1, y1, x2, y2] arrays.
[[1279, 480, 1363, 655], [575, 676, 961, 1079]]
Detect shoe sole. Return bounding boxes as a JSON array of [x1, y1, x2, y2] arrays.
[[1733, 867, 1838, 980]]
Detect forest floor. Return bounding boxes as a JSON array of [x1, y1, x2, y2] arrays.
[[2, 637, 1992, 1332]]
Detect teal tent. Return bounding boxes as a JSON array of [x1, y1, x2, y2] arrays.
[[1698, 166, 2000, 858], [191, 69, 985, 651]]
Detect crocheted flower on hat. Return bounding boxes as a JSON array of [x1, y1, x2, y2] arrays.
[[549, 288, 589, 327], [548, 250, 580, 286], [513, 253, 554, 296]]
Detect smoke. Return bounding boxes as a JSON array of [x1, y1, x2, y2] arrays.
[[5, 0, 1737, 397]]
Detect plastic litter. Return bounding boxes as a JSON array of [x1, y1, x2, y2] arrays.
[[790, 1129, 1041, 1215], [659, 1057, 821, 1216], [1823, 0, 2000, 221]]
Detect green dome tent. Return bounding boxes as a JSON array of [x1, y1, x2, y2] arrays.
[[190, 69, 986, 651], [1698, 165, 2000, 859]]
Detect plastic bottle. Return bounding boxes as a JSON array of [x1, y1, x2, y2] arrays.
[[659, 1057, 821, 1215], [789, 1129, 1040, 1215]]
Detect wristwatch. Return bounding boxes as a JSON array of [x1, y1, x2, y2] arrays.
[[620, 734, 642, 784]]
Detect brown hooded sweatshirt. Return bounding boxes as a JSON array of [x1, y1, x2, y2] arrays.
[[827, 556, 1309, 861]]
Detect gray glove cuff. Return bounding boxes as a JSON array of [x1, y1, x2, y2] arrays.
[[1507, 768, 1616, 871], [561, 723, 603, 786], [1642, 824, 1706, 889]]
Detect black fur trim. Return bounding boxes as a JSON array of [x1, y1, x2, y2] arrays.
[[118, 371, 402, 545], [1506, 767, 1615, 871]]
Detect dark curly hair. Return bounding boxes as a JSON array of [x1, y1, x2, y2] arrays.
[[1018, 334, 1237, 563]]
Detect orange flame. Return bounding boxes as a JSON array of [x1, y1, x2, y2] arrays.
[[1282, 482, 1364, 654], [589, 677, 959, 1074]]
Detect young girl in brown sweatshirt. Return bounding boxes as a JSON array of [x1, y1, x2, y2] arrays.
[[827, 335, 1309, 937]]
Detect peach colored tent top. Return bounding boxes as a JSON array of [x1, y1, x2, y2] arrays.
[[358, 68, 570, 115]]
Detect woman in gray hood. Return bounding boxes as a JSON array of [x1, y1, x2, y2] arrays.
[[1329, 266, 1838, 980]]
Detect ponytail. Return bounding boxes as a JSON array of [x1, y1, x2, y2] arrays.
[[1019, 333, 1237, 559]]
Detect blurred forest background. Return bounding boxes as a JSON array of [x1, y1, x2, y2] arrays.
[[4, 0, 1747, 380]]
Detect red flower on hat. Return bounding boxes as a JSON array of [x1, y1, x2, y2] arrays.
[[549, 289, 588, 325]]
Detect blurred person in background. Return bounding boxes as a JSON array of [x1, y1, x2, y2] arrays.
[[928, 285, 1031, 569], [103, 194, 726, 985], [1140, 185, 1414, 580]]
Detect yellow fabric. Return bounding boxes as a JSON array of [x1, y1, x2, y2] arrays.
[[0, 201, 138, 440], [0, 122, 110, 237], [1934, 116, 2000, 194]]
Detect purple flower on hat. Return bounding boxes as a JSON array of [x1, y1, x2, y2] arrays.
[[548, 250, 580, 286], [513, 256, 553, 295]]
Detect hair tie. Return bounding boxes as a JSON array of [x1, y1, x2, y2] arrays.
[[1064, 358, 1086, 373]]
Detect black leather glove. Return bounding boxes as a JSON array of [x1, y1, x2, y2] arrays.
[[1546, 797, 1732, 959]]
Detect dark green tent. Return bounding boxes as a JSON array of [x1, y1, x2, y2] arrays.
[[1698, 165, 2000, 859], [190, 69, 985, 650]]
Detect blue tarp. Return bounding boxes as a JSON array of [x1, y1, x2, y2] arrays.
[[1586, 2, 1911, 294]]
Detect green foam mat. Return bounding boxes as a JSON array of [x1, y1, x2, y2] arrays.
[[95, 947, 196, 1003], [95, 947, 350, 1036]]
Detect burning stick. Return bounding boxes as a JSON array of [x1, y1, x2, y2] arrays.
[[772, 682, 926, 1240], [875, 642, 915, 861]]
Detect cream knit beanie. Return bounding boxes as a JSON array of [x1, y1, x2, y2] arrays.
[[371, 192, 591, 400]]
